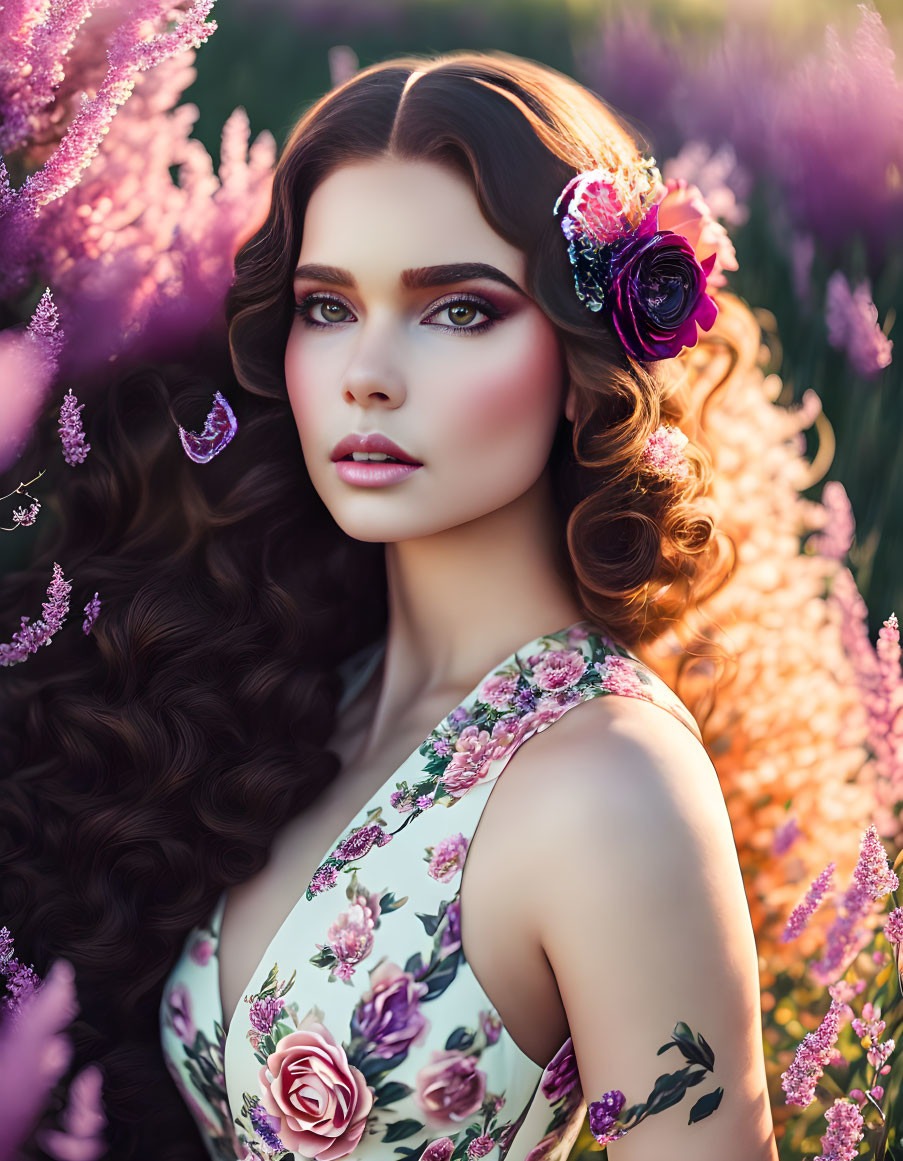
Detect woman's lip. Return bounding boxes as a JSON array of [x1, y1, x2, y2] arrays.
[[334, 460, 422, 487]]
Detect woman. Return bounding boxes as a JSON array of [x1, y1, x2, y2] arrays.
[[158, 51, 776, 1160], [0, 50, 777, 1161]]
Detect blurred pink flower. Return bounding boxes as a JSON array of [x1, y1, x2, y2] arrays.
[[0, 956, 107, 1161], [773, 816, 802, 856], [0, 297, 61, 473], [0, 0, 276, 384], [660, 140, 751, 228], [825, 271, 893, 378], [580, 6, 903, 260], [808, 481, 855, 562]]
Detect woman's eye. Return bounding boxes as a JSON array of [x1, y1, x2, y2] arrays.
[[293, 296, 353, 326], [425, 297, 500, 334]]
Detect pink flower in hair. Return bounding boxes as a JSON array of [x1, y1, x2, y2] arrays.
[[652, 177, 739, 291], [640, 424, 690, 480]]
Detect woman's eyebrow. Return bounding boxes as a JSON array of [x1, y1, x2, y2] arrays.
[[292, 261, 528, 297]]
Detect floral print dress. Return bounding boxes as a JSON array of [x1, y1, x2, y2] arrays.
[[159, 620, 703, 1161]]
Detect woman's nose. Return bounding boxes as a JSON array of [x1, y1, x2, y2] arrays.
[[341, 331, 406, 409]]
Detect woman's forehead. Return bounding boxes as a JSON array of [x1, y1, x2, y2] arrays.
[[297, 157, 525, 288]]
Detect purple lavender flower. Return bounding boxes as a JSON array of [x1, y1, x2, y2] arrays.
[[25, 289, 65, 365], [781, 998, 846, 1106], [0, 926, 42, 1015], [58, 389, 91, 465], [82, 592, 101, 635], [781, 862, 836, 943], [249, 1096, 286, 1151], [0, 562, 72, 667]]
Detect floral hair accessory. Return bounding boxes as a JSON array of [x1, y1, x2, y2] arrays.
[[640, 423, 690, 481], [553, 152, 719, 363]]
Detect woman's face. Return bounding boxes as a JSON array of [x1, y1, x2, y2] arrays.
[[285, 156, 570, 543]]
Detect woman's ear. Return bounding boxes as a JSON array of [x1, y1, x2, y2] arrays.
[[564, 382, 576, 424]]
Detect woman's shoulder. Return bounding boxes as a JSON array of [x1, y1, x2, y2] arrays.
[[506, 684, 718, 826]]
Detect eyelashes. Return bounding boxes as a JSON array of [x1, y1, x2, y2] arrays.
[[292, 291, 505, 336]]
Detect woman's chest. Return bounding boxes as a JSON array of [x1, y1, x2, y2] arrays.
[[216, 687, 570, 1071], [216, 688, 458, 1030]]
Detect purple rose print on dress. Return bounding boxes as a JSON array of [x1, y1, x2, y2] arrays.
[[540, 1036, 581, 1103], [350, 960, 430, 1059], [440, 898, 462, 957]]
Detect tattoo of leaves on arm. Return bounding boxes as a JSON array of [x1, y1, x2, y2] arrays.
[[588, 1022, 724, 1146]]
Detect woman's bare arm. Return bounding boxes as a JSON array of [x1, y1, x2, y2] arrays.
[[517, 695, 779, 1159]]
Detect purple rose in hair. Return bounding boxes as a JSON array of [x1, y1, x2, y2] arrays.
[[607, 202, 718, 362]]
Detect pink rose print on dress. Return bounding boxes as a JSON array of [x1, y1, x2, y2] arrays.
[[413, 1048, 487, 1127], [350, 959, 430, 1059], [479, 673, 519, 709], [530, 648, 587, 691], [421, 1137, 455, 1161], [440, 726, 496, 797], [322, 899, 376, 980], [257, 1021, 374, 1160], [593, 655, 652, 700], [426, 833, 469, 883]]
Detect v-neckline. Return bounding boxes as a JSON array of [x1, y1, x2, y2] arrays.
[[214, 618, 595, 1045]]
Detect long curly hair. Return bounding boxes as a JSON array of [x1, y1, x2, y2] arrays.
[[0, 50, 743, 1161]]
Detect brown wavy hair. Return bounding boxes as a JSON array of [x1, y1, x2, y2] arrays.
[[0, 50, 739, 1161]]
